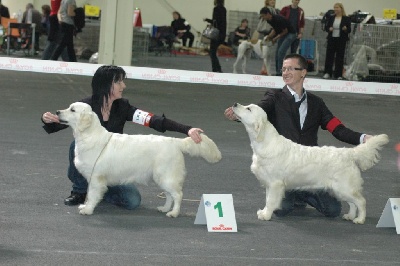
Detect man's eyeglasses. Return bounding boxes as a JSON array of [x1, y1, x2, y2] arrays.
[[281, 67, 304, 72]]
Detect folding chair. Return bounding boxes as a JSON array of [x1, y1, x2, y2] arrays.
[[299, 39, 319, 75], [1, 17, 19, 54], [1, 17, 35, 56]]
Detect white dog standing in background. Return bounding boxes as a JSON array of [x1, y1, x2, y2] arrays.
[[232, 103, 389, 224], [233, 39, 276, 75], [57, 102, 222, 217]]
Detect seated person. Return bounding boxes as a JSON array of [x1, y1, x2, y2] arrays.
[[22, 3, 43, 54], [171, 11, 195, 47], [233, 18, 251, 46]]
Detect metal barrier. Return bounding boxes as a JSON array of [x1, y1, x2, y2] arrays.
[[132, 28, 149, 65], [303, 18, 400, 82]]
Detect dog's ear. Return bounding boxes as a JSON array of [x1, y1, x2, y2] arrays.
[[255, 118, 266, 142], [77, 111, 93, 132]]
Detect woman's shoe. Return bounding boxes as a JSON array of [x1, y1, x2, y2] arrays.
[[323, 73, 330, 79], [260, 70, 268, 75], [64, 191, 86, 206]]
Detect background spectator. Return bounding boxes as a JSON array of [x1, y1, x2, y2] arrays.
[[22, 3, 43, 54], [41, 4, 51, 35], [50, 0, 77, 62], [171, 11, 194, 47], [261, 7, 297, 76], [323, 2, 351, 80], [232, 18, 250, 46], [280, 0, 305, 53], [204, 0, 226, 73], [42, 0, 68, 60], [0, 0, 10, 23], [257, 0, 278, 75]]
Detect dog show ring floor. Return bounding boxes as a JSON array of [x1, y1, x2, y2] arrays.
[[0, 54, 400, 265]]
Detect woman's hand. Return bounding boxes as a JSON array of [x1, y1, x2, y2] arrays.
[[363, 134, 373, 143], [188, 128, 204, 143], [42, 112, 60, 124]]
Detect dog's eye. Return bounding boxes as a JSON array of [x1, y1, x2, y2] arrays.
[[71, 109, 75, 112], [246, 107, 251, 112]]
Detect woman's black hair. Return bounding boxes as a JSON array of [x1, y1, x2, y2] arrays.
[[91, 65, 126, 107], [173, 11, 181, 19]]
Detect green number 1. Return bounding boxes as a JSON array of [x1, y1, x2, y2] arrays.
[[214, 201, 223, 217]]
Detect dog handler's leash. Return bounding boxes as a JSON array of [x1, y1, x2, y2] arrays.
[[84, 134, 199, 203], [87, 134, 113, 182], [157, 192, 200, 202]]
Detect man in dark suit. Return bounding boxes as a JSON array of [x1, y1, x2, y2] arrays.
[[224, 53, 372, 218]]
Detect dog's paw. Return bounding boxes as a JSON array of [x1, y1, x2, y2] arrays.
[[157, 206, 171, 213], [352, 217, 365, 224], [166, 210, 179, 218], [342, 213, 355, 221], [257, 209, 272, 221], [78, 205, 94, 215]]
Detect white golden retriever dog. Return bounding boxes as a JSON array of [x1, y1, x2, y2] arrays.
[[233, 40, 267, 74], [57, 102, 222, 217], [232, 103, 389, 224]]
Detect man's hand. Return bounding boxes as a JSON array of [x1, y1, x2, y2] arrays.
[[224, 107, 238, 121]]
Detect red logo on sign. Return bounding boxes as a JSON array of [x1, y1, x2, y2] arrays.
[[60, 62, 68, 67], [9, 58, 18, 64], [158, 69, 166, 74], [212, 224, 233, 231], [206, 73, 214, 78], [253, 75, 261, 80]]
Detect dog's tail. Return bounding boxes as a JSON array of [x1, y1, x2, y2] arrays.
[[179, 134, 222, 163], [353, 134, 389, 171]]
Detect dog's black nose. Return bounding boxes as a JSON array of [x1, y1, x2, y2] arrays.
[[233, 103, 238, 107], [56, 111, 60, 115]]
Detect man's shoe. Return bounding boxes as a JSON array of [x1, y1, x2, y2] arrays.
[[294, 200, 307, 209], [323, 73, 330, 79], [64, 192, 86, 206]]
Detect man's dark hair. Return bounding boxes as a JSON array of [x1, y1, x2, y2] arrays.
[[215, 0, 224, 6], [91, 65, 126, 106], [284, 53, 308, 70], [260, 7, 271, 15]]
